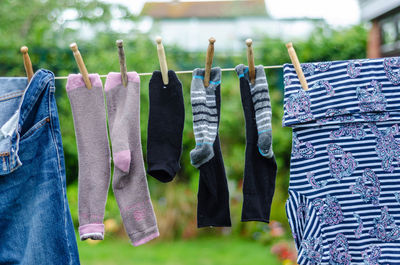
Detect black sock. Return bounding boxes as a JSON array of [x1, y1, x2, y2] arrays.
[[197, 136, 231, 227], [190, 68, 231, 227], [147, 70, 185, 183], [236, 64, 277, 222]]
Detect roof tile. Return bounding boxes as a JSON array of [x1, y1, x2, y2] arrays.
[[141, 0, 267, 18]]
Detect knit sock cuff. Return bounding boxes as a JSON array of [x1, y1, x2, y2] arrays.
[[129, 226, 159, 247], [241, 193, 271, 223], [150, 70, 181, 87], [235, 64, 248, 79], [66, 73, 102, 91], [193, 67, 221, 90], [235, 64, 267, 83], [104, 72, 140, 91], [79, 223, 105, 240]]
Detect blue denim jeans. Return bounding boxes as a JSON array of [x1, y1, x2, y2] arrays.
[[0, 69, 80, 264]]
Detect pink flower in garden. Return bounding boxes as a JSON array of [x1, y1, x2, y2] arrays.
[[269, 221, 285, 237], [271, 242, 297, 263]]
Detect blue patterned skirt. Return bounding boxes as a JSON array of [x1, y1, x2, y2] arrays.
[[283, 58, 400, 264]]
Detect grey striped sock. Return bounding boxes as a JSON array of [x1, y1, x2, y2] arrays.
[[190, 67, 221, 168], [236, 64, 273, 157]]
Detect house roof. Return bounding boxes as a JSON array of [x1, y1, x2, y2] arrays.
[[358, 0, 400, 20], [140, 0, 268, 19]]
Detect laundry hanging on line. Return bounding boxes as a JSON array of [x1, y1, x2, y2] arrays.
[[14, 36, 304, 234], [0, 36, 310, 263]]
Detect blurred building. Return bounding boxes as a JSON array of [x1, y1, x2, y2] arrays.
[[140, 0, 324, 52], [359, 0, 400, 57]]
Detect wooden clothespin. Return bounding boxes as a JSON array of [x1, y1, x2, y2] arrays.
[[116, 40, 128, 87], [20, 46, 34, 82], [69, 42, 92, 89], [204, 37, 216, 87], [155, 36, 169, 85], [286, 42, 308, 91], [246, 39, 256, 85]]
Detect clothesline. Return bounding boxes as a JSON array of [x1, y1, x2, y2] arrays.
[[21, 40, 307, 89], [53, 65, 284, 80]]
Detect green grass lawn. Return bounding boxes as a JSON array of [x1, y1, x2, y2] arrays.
[[77, 236, 280, 265]]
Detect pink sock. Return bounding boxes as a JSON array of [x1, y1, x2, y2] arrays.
[[105, 72, 159, 246], [66, 74, 110, 241]]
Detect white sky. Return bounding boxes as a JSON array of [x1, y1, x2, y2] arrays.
[[105, 0, 361, 26]]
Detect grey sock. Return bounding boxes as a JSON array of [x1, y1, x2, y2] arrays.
[[105, 72, 159, 246], [190, 67, 221, 168], [66, 74, 111, 241], [235, 64, 273, 157]]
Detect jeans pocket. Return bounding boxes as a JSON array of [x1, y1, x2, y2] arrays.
[[20, 116, 50, 142]]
